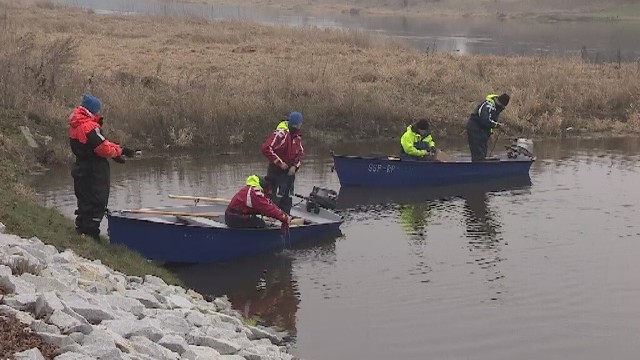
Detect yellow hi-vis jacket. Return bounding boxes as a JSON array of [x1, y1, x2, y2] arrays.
[[400, 125, 436, 157]]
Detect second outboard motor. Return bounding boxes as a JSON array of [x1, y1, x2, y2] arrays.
[[298, 186, 338, 214], [506, 138, 534, 159]]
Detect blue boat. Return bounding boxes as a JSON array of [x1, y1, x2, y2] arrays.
[[333, 154, 533, 187], [107, 203, 343, 263], [333, 138, 535, 187]]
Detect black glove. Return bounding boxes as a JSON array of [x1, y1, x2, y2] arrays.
[[113, 156, 126, 164], [122, 147, 136, 158]]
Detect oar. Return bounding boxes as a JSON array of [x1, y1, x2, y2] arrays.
[[489, 128, 501, 157], [120, 209, 223, 218], [168, 195, 230, 204]]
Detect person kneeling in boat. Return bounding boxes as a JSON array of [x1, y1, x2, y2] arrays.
[[400, 118, 437, 161], [225, 175, 291, 229]]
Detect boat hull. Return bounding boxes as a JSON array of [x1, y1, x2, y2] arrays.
[[107, 205, 342, 263], [333, 155, 534, 187]]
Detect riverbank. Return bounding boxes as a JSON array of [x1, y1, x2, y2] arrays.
[[3, 0, 640, 165], [0, 231, 294, 359]]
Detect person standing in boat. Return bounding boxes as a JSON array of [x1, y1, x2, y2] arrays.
[[225, 175, 291, 229], [466, 93, 510, 162], [69, 94, 137, 240], [261, 111, 304, 214], [400, 118, 437, 161]]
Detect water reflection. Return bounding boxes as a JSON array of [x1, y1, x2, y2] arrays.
[[337, 175, 532, 209], [170, 237, 337, 334]]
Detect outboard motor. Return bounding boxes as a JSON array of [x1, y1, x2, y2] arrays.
[[506, 138, 535, 159], [301, 186, 338, 214]]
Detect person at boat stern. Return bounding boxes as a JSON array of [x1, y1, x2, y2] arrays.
[[261, 111, 304, 214], [69, 94, 137, 240], [400, 118, 437, 161], [466, 93, 510, 162], [225, 175, 291, 229]]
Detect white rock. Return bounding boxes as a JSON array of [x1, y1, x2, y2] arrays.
[[124, 289, 164, 309], [6, 251, 42, 270], [36, 332, 78, 348], [35, 291, 65, 318], [200, 337, 241, 355], [52, 250, 77, 264], [31, 319, 61, 335], [129, 336, 176, 360], [15, 310, 36, 325], [48, 310, 93, 335], [21, 273, 69, 293], [164, 294, 194, 309], [98, 294, 144, 317], [143, 275, 167, 287], [102, 319, 164, 342], [168, 285, 186, 295], [0, 221, 6, 233], [185, 310, 209, 327], [3, 293, 38, 311], [217, 313, 245, 328], [126, 276, 143, 284], [181, 345, 222, 360], [248, 326, 284, 345], [152, 311, 190, 336], [158, 334, 189, 355], [0, 304, 19, 316], [219, 356, 246, 360], [14, 347, 46, 360], [85, 282, 110, 295], [0, 272, 35, 294], [81, 329, 120, 358], [213, 297, 232, 311], [53, 352, 94, 360], [0, 264, 12, 277], [69, 332, 85, 343], [63, 297, 115, 324], [186, 289, 204, 301], [40, 268, 78, 288], [14, 245, 50, 267]]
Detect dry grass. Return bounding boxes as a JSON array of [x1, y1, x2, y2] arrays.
[[0, 1, 639, 159]]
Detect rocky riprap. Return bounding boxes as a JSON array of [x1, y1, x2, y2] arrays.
[[0, 223, 295, 360]]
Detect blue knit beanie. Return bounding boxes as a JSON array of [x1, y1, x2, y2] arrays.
[[288, 111, 303, 127], [81, 94, 102, 114]]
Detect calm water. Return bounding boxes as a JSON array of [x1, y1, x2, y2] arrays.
[[32, 137, 640, 360], [55, 0, 640, 61]]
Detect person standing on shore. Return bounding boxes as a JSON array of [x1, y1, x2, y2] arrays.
[[400, 118, 437, 161], [261, 111, 304, 214], [69, 94, 136, 240], [466, 93, 510, 162]]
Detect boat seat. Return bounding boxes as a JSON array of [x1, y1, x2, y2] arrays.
[[175, 215, 228, 228], [139, 216, 176, 224]]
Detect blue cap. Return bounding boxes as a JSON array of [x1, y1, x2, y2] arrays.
[[288, 111, 303, 127], [81, 94, 101, 114]]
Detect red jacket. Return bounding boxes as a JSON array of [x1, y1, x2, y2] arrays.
[[69, 106, 123, 160], [226, 175, 288, 221], [261, 121, 304, 169]]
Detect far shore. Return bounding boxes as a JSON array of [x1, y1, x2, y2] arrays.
[[1, 0, 639, 168], [176, 0, 640, 21]]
